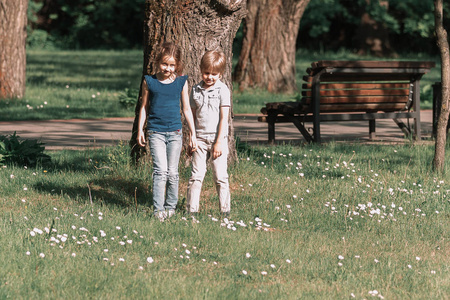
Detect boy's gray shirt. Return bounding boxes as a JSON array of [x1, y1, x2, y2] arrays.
[[190, 79, 230, 136]]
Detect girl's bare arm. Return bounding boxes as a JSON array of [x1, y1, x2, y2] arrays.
[[137, 80, 148, 147], [181, 81, 197, 150]]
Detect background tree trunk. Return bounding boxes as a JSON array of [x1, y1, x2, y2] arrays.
[[130, 0, 246, 163], [433, 0, 450, 172], [233, 0, 310, 94], [354, 1, 396, 57], [0, 0, 28, 99]]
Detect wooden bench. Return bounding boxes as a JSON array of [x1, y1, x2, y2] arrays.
[[259, 60, 435, 143]]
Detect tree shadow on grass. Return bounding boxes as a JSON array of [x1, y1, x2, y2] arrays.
[[32, 149, 154, 210], [27, 75, 47, 85], [27, 51, 141, 91], [34, 176, 152, 209]]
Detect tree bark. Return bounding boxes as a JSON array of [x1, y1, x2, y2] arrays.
[[0, 0, 28, 99], [354, 1, 397, 57], [233, 0, 310, 94], [130, 0, 246, 163], [433, 0, 450, 172]]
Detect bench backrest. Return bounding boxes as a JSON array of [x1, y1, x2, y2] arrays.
[[301, 60, 435, 114], [302, 79, 412, 113]]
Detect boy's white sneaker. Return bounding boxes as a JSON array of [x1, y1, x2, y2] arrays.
[[155, 211, 167, 222]]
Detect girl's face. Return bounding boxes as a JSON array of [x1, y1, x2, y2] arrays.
[[157, 56, 177, 79]]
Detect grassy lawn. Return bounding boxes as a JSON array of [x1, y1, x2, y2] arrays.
[[0, 50, 142, 121], [1, 49, 447, 298], [1, 142, 449, 298], [0, 50, 440, 121]]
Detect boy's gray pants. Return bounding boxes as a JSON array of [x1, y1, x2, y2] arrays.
[[186, 135, 230, 213]]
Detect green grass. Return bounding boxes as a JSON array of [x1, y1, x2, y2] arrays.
[[0, 50, 142, 121], [1, 141, 449, 298], [0, 50, 441, 121]]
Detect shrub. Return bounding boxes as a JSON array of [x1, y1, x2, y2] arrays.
[[0, 132, 51, 167], [119, 88, 139, 109]]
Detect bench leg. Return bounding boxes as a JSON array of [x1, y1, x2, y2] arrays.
[[268, 115, 276, 144], [413, 115, 421, 141], [393, 118, 412, 137], [412, 80, 422, 141], [369, 119, 376, 139], [291, 117, 313, 143]]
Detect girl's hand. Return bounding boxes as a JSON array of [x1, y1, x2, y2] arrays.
[[137, 131, 146, 147]]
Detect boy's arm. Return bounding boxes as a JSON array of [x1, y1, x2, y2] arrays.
[[137, 79, 148, 147], [212, 105, 229, 160], [181, 81, 197, 151]]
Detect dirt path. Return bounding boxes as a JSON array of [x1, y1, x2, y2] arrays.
[[0, 112, 434, 150]]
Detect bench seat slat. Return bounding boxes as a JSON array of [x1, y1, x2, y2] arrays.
[[303, 74, 414, 82], [302, 89, 410, 97], [302, 82, 410, 90], [261, 106, 303, 115], [301, 95, 409, 104], [301, 103, 407, 113], [264, 102, 301, 110], [313, 60, 436, 69]]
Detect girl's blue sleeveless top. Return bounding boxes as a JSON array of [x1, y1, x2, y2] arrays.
[[144, 74, 188, 132]]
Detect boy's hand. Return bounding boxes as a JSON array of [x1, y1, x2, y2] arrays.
[[212, 141, 222, 159], [189, 135, 197, 155]]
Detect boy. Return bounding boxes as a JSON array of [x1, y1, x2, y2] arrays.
[[186, 50, 231, 216]]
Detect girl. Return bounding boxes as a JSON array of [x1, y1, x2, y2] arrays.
[[137, 42, 197, 221]]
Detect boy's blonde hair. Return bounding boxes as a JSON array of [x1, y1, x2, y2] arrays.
[[200, 50, 226, 74]]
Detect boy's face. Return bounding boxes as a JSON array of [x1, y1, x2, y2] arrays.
[[201, 69, 221, 89]]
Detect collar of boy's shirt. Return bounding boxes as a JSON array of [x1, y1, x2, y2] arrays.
[[198, 79, 222, 92]]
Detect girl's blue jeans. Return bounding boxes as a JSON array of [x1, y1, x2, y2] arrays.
[[148, 130, 182, 215]]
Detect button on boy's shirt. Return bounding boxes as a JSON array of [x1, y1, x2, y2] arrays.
[[190, 79, 230, 136]]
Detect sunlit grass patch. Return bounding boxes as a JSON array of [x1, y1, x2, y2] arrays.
[[0, 142, 448, 298]]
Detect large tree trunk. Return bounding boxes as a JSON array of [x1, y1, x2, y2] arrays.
[[130, 0, 246, 163], [433, 0, 450, 172], [233, 0, 310, 94], [0, 0, 28, 99]]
